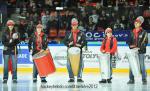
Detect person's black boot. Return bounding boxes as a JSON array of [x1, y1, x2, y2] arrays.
[[33, 78, 37, 83], [3, 79, 7, 83], [142, 79, 147, 85], [107, 79, 112, 83], [41, 79, 47, 83], [127, 80, 135, 84], [99, 79, 107, 83], [77, 79, 84, 82], [13, 79, 17, 83], [68, 79, 74, 82]]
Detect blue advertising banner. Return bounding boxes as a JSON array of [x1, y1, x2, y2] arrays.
[[85, 31, 105, 41], [17, 49, 32, 64], [0, 49, 2, 64], [0, 48, 32, 64], [85, 30, 130, 41], [113, 31, 130, 41]]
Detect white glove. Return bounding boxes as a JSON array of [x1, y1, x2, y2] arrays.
[[30, 50, 33, 55], [9, 39, 13, 43], [131, 48, 139, 54], [69, 41, 73, 46], [12, 33, 18, 39], [76, 44, 81, 47]]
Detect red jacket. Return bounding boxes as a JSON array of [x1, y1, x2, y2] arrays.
[[132, 27, 142, 47], [100, 36, 118, 55]]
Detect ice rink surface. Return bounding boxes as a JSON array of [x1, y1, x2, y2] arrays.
[[0, 72, 150, 91]]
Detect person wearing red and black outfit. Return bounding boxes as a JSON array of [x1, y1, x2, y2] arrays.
[[99, 28, 118, 83], [28, 24, 48, 83], [2, 20, 20, 83], [127, 16, 148, 85], [63, 18, 87, 82]]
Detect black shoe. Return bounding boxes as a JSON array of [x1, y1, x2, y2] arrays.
[[33, 79, 37, 83], [33, 78, 37, 83], [3, 80, 7, 83], [77, 79, 84, 82], [68, 79, 74, 82], [13, 79, 17, 83], [107, 79, 112, 83], [142, 80, 147, 85], [99, 79, 107, 83], [127, 80, 134, 84], [109, 77, 112, 80], [41, 79, 47, 83]]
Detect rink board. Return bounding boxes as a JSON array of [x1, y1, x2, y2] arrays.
[[0, 44, 150, 73]]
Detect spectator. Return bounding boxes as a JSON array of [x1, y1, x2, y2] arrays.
[[90, 10, 99, 24], [97, 10, 108, 30], [113, 18, 125, 31], [41, 11, 50, 32], [87, 16, 97, 31], [59, 10, 67, 29], [33, 13, 39, 24], [80, 11, 88, 28], [18, 19, 28, 41], [78, 21, 86, 32], [26, 21, 35, 38], [108, 12, 116, 28], [46, 11, 58, 35], [120, 15, 128, 30], [128, 9, 136, 29], [0, 0, 150, 43], [65, 10, 75, 31], [26, 12, 30, 20], [143, 18, 150, 31]]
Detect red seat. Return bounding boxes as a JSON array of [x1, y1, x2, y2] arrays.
[[58, 29, 66, 37], [143, 10, 150, 17], [49, 29, 57, 37]]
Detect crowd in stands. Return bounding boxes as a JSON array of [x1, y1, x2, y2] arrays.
[[0, 0, 150, 43]]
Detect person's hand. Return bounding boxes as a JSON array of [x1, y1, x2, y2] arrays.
[[134, 48, 140, 52], [69, 41, 73, 46], [76, 44, 81, 47], [12, 33, 18, 39], [46, 48, 49, 50], [135, 48, 140, 50], [40, 49, 44, 53], [106, 52, 110, 54], [84, 46, 88, 50], [101, 50, 105, 53], [130, 45, 136, 48], [9, 39, 13, 43], [30, 50, 33, 55]]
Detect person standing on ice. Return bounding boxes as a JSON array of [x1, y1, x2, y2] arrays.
[[126, 16, 148, 85], [2, 20, 20, 83], [99, 28, 118, 83], [63, 18, 87, 82], [28, 24, 48, 83]]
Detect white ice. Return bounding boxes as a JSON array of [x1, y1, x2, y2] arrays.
[[0, 72, 150, 91]]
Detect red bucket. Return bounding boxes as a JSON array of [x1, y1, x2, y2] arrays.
[[33, 50, 56, 77]]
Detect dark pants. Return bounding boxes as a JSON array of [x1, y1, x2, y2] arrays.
[[110, 55, 113, 79], [33, 62, 46, 80], [3, 55, 17, 80], [129, 54, 147, 81]]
